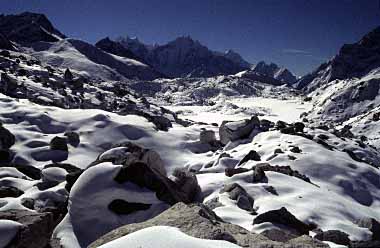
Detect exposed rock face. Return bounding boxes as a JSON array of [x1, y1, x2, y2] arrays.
[[253, 207, 314, 235], [0, 12, 66, 44], [0, 32, 15, 50], [219, 116, 260, 145], [89, 203, 328, 248], [0, 210, 57, 248]]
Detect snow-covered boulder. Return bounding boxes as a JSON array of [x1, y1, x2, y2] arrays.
[[219, 116, 260, 145]]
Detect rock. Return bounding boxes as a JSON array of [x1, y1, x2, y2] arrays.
[[0, 186, 24, 198], [114, 162, 197, 204], [252, 166, 266, 183], [314, 230, 350, 245], [317, 134, 329, 140], [225, 167, 250, 177], [21, 198, 35, 210], [49, 136, 68, 151], [199, 130, 216, 144], [64, 68, 73, 81], [294, 122, 305, 132], [204, 197, 223, 210], [0, 149, 13, 162], [89, 203, 328, 248], [0, 124, 15, 149], [280, 126, 295, 134], [0, 49, 11, 57], [150, 115, 172, 131], [220, 183, 254, 212], [44, 162, 82, 174], [253, 207, 314, 235], [108, 199, 151, 215], [64, 131, 80, 147], [65, 169, 84, 192], [274, 148, 284, 154], [170, 168, 201, 203], [6, 164, 41, 180], [356, 217, 380, 240], [97, 142, 166, 176], [350, 240, 380, 248], [0, 209, 56, 248], [219, 116, 260, 145], [237, 150, 261, 166], [276, 120, 288, 129], [261, 228, 298, 242], [290, 146, 302, 153], [255, 163, 311, 184]]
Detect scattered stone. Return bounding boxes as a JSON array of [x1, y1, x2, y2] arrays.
[[252, 166, 266, 183], [255, 163, 312, 184], [21, 198, 35, 210], [314, 230, 350, 245], [0, 186, 24, 198], [50, 136, 68, 151], [253, 207, 314, 235], [204, 197, 223, 210], [220, 183, 254, 212], [225, 167, 250, 177], [280, 126, 295, 134], [317, 134, 329, 140], [65, 169, 84, 192], [290, 146, 302, 153], [274, 148, 284, 154], [294, 122, 305, 132], [264, 185, 278, 195], [237, 150, 261, 166], [199, 130, 216, 144], [64, 131, 80, 147]]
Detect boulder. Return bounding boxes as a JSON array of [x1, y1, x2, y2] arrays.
[[219, 116, 260, 145], [64, 131, 80, 147], [89, 203, 328, 248], [49, 136, 68, 151], [290, 146, 302, 153], [0, 123, 15, 149], [253, 207, 314, 235], [252, 166, 266, 183], [199, 130, 216, 144], [237, 150, 261, 166], [0, 185, 24, 198], [220, 183, 254, 212], [314, 230, 350, 245], [0, 210, 56, 248], [108, 199, 151, 215], [261, 228, 298, 242]]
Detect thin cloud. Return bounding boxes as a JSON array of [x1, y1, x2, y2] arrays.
[[281, 49, 326, 62], [282, 49, 312, 55]]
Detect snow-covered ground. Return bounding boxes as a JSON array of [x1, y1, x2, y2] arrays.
[[165, 97, 312, 124]]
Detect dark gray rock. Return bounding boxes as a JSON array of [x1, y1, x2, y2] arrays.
[[220, 183, 254, 212], [314, 229, 350, 245], [290, 146, 302, 153], [261, 228, 298, 242], [219, 116, 260, 145], [49, 136, 68, 151], [237, 150, 261, 166], [0, 185, 23, 198], [0, 209, 56, 248], [0, 123, 15, 149], [64, 131, 80, 147], [253, 207, 314, 235], [252, 166, 267, 183]]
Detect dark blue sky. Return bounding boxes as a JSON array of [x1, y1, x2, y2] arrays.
[[1, 0, 379, 75]]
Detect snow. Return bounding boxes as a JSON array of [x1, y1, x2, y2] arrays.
[[98, 226, 241, 248], [0, 219, 22, 248]]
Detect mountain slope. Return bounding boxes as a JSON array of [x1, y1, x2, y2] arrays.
[[251, 61, 297, 84]]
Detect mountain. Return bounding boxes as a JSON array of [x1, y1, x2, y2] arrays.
[[115, 36, 246, 78], [222, 49, 251, 68], [299, 26, 380, 149], [295, 26, 380, 91], [0, 12, 65, 44], [95, 37, 141, 61], [249, 61, 297, 84]]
